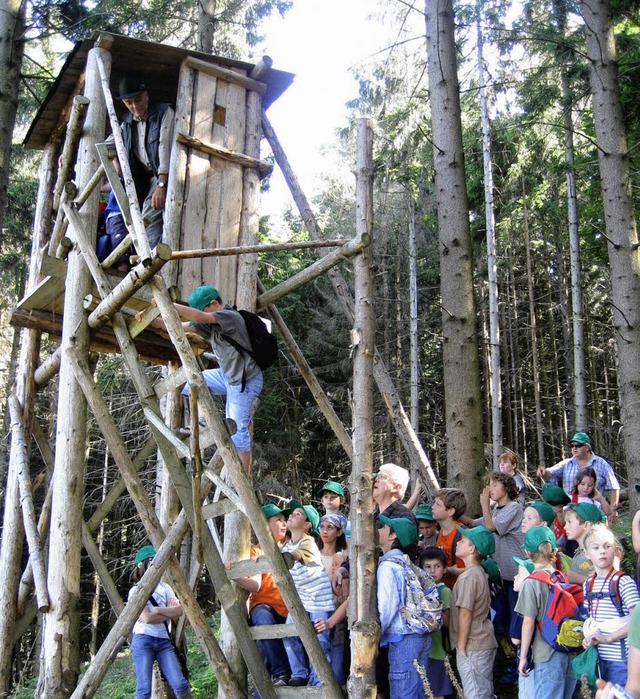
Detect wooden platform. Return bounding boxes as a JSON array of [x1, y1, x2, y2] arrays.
[[10, 255, 208, 364]]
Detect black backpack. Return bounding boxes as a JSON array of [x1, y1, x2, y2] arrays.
[[222, 309, 278, 375]]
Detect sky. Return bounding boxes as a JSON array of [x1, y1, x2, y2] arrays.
[[256, 0, 422, 221]]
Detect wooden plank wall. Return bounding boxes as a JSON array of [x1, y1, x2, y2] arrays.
[[178, 65, 248, 306]]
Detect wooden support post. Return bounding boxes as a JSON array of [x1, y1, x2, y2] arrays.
[[93, 39, 153, 266], [348, 120, 379, 697], [49, 182, 76, 256], [257, 279, 353, 458], [169, 237, 349, 260], [256, 233, 370, 311], [34, 348, 61, 387], [52, 95, 90, 213], [8, 397, 49, 612], [262, 111, 440, 497], [81, 522, 124, 616], [38, 44, 105, 699]]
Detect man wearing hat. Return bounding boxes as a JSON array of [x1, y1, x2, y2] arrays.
[[112, 74, 175, 252], [168, 285, 263, 472], [536, 432, 620, 520]]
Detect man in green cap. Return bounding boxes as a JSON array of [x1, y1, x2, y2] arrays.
[[170, 285, 263, 472], [537, 431, 619, 520]]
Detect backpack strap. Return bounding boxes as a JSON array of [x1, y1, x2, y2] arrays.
[[584, 570, 629, 659]]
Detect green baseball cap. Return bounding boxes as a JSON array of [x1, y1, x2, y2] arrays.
[[261, 503, 284, 519], [319, 480, 345, 498], [284, 498, 320, 534], [457, 525, 495, 557], [523, 525, 557, 553], [566, 502, 607, 524], [415, 503, 435, 521], [527, 500, 556, 527], [187, 285, 221, 311], [542, 483, 571, 506], [570, 432, 591, 446], [134, 545, 156, 566], [512, 555, 535, 574], [378, 515, 418, 548]]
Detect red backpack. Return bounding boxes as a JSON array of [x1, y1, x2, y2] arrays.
[[529, 570, 588, 652]]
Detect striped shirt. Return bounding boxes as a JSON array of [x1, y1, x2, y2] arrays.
[[282, 534, 335, 613], [584, 573, 640, 662]]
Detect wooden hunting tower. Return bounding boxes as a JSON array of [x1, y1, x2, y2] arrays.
[[2, 30, 437, 699]]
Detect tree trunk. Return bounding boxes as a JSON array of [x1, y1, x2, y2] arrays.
[[476, 2, 502, 464], [425, 0, 484, 498], [408, 195, 419, 432], [579, 0, 640, 511], [0, 0, 25, 239], [347, 118, 378, 699], [37, 47, 106, 699]]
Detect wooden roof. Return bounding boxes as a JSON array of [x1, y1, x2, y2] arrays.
[[24, 32, 295, 150]]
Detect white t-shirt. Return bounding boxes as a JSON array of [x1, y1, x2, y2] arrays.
[[129, 581, 175, 638]]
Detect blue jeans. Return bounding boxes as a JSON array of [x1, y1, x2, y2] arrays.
[[330, 633, 346, 685], [387, 633, 432, 699], [533, 649, 576, 699], [183, 368, 263, 453], [130, 633, 191, 699], [250, 604, 290, 680], [493, 578, 518, 635], [599, 657, 627, 685], [282, 611, 331, 686]]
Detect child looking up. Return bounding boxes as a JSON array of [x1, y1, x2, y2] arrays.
[[450, 525, 499, 699], [433, 488, 468, 588], [281, 499, 335, 687], [515, 526, 577, 699], [317, 514, 348, 685], [582, 524, 639, 685], [571, 466, 613, 517], [565, 501, 607, 585], [498, 450, 526, 504], [419, 547, 454, 699], [376, 515, 432, 699]]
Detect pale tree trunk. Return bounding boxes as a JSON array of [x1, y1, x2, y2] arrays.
[[198, 0, 217, 53], [0, 139, 57, 696], [557, 40, 588, 430], [37, 48, 106, 699], [425, 0, 484, 498], [408, 195, 420, 432], [579, 0, 640, 510], [522, 177, 546, 467], [476, 6, 502, 463], [0, 0, 25, 237], [347, 118, 378, 699]]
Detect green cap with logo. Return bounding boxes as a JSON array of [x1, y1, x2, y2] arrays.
[[416, 503, 435, 521], [134, 545, 156, 566], [378, 514, 418, 548], [570, 432, 591, 446], [319, 480, 345, 498], [456, 525, 495, 557], [187, 285, 221, 311], [523, 525, 557, 553], [284, 498, 320, 534]]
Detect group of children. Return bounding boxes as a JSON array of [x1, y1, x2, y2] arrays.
[[126, 450, 633, 699]]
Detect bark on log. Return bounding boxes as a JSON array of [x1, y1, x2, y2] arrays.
[[52, 95, 90, 212], [347, 119, 379, 699], [9, 397, 49, 612]]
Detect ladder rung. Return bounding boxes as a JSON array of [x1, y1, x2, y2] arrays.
[[226, 557, 270, 580], [274, 687, 330, 696], [250, 623, 300, 641], [201, 498, 237, 520]]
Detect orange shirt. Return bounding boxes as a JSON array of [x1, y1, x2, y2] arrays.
[[437, 522, 466, 589], [248, 545, 288, 619]]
